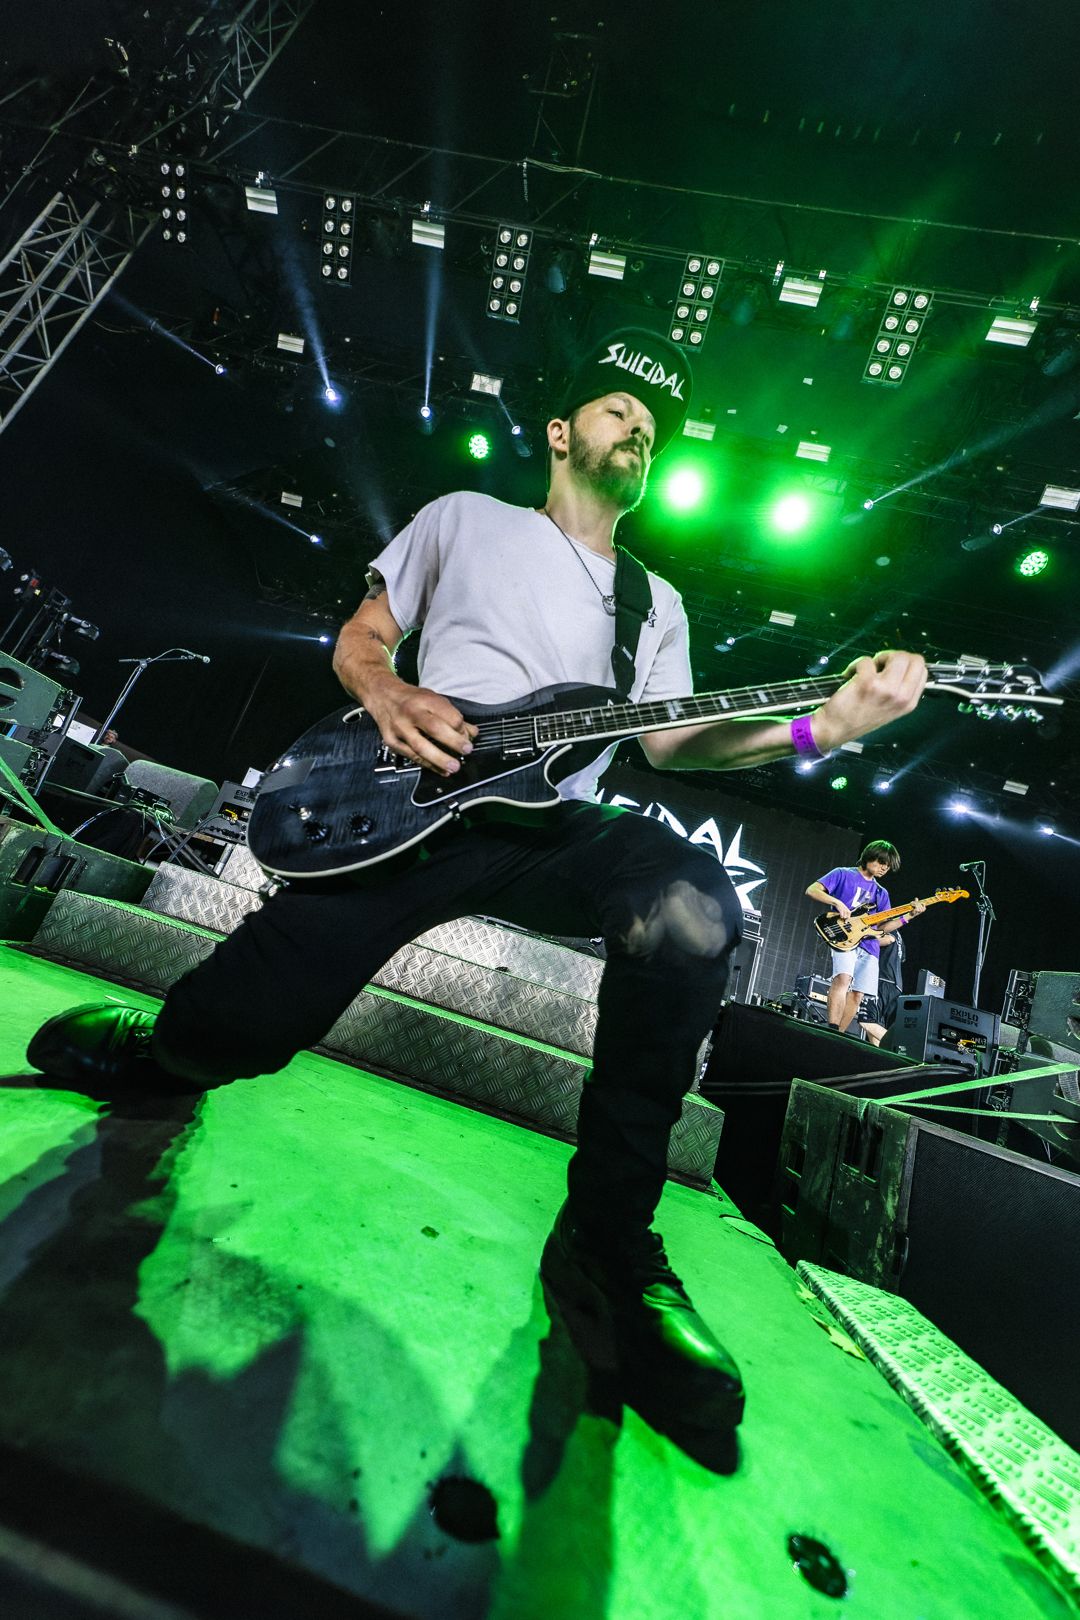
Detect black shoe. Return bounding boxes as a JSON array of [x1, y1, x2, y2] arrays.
[[27, 1003, 159, 1088], [539, 1203, 745, 1433]]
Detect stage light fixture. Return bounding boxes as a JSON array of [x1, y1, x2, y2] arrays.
[[280, 491, 303, 508], [662, 467, 705, 512], [214, 363, 227, 376], [277, 333, 305, 354], [159, 161, 191, 245], [795, 441, 831, 462], [770, 493, 812, 534], [682, 418, 716, 441], [768, 609, 797, 626], [321, 193, 355, 283], [863, 288, 933, 386], [319, 634, 332, 644], [873, 778, 893, 793], [418, 402, 436, 435], [829, 774, 848, 791], [986, 314, 1037, 347], [412, 216, 445, 249], [323, 384, 342, 405], [1039, 484, 1080, 510], [310, 534, 324, 546], [245, 184, 278, 214], [1040, 824, 1056, 836], [467, 431, 491, 461], [796, 759, 816, 774], [777, 274, 825, 308], [587, 247, 626, 281], [669, 254, 721, 349], [486, 226, 532, 323], [470, 372, 503, 396], [1017, 548, 1049, 577], [1003, 780, 1029, 795], [948, 798, 973, 816]]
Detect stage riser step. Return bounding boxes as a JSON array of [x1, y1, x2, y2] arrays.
[[140, 869, 703, 1070], [29, 890, 722, 1187], [143, 868, 606, 997], [123, 872, 606, 1060]]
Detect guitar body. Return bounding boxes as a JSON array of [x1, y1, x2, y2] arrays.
[[247, 682, 623, 879], [814, 904, 877, 950]]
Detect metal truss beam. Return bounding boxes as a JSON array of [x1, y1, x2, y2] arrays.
[[0, 1, 315, 436], [0, 193, 151, 431]]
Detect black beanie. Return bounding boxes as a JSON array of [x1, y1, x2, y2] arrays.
[[559, 327, 693, 455]]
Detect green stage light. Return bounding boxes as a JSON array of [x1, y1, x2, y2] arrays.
[[1016, 547, 1049, 577], [467, 431, 491, 461], [662, 467, 706, 512], [829, 774, 849, 791], [771, 492, 813, 534]]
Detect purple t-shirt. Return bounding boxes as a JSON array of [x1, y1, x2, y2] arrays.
[[817, 866, 891, 957]]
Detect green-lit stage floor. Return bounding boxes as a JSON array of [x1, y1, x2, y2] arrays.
[[0, 944, 1070, 1619]]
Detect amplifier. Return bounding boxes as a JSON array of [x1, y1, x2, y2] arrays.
[[1028, 971, 1080, 1057], [726, 922, 762, 1005], [199, 779, 258, 842], [915, 968, 946, 998], [794, 973, 831, 1005], [881, 994, 999, 1069]]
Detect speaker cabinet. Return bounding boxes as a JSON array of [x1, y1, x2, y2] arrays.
[[1028, 971, 1080, 1057], [881, 994, 1000, 1068], [778, 1079, 1080, 1448], [703, 1002, 922, 1229]]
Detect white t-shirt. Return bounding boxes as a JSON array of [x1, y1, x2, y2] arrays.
[[366, 491, 693, 801]]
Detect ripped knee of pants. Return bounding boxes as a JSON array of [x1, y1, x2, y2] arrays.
[[616, 878, 735, 961]]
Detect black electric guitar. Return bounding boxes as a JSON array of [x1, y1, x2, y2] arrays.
[[246, 661, 1061, 879], [815, 887, 969, 951]]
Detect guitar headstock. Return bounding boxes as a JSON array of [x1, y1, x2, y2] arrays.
[[926, 661, 1063, 724], [933, 887, 969, 903]]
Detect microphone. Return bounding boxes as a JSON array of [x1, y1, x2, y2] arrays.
[[177, 648, 211, 664], [958, 861, 983, 871]]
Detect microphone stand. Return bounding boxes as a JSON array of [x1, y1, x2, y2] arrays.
[[965, 860, 996, 1008], [92, 649, 203, 744]]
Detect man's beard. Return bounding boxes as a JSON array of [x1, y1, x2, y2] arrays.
[[567, 430, 647, 511]]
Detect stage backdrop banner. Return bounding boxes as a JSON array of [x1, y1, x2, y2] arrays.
[[596, 764, 856, 1002]]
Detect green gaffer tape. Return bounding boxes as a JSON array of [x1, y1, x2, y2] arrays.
[[887, 1059, 1077, 1106]]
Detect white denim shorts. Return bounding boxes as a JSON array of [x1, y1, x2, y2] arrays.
[[830, 947, 879, 995]]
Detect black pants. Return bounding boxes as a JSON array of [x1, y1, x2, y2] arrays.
[[154, 803, 742, 1246]]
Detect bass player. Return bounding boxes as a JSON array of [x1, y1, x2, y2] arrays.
[[806, 840, 926, 1034]]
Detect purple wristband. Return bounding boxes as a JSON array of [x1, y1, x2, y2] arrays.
[[791, 713, 826, 759]]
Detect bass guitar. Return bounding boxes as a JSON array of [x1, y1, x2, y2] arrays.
[[815, 886, 968, 951], [246, 661, 1060, 879]]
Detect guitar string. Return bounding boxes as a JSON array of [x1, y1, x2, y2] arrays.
[[465, 664, 1028, 750]]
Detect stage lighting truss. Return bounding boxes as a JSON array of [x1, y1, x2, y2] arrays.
[[322, 193, 355, 284], [159, 161, 190, 246], [863, 287, 933, 386], [487, 226, 532, 323], [669, 254, 722, 350]]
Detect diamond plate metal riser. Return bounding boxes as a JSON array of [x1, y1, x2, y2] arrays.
[[319, 999, 721, 1187], [140, 871, 609, 1056], [29, 891, 724, 1186], [141, 871, 606, 1000]]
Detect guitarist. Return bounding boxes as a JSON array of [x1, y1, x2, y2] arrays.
[[805, 841, 926, 1035], [28, 328, 929, 1442]]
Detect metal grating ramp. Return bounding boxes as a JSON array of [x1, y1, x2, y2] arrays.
[[798, 1261, 1080, 1603]]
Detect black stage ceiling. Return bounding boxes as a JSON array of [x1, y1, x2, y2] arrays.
[[1, 0, 1079, 839]]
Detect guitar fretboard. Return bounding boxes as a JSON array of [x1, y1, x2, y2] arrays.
[[533, 675, 840, 745]]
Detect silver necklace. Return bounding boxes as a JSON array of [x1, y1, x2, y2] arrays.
[[541, 508, 617, 615]]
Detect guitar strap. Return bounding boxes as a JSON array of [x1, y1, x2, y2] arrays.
[[610, 548, 654, 698]]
